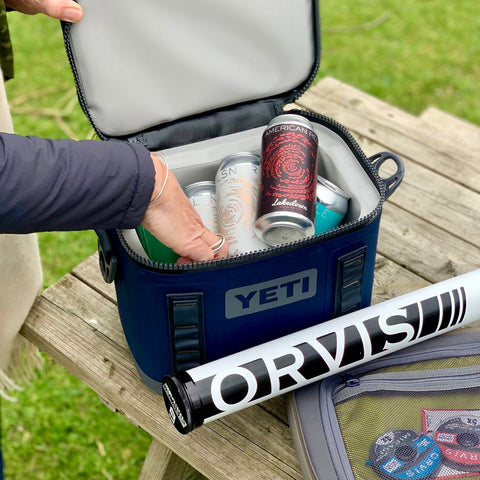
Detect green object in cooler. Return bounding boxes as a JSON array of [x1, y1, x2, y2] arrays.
[[136, 226, 180, 264]]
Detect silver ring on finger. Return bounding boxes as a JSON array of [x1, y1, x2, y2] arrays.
[[209, 234, 225, 254]]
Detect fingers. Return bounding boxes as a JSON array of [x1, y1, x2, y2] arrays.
[[200, 231, 229, 258], [6, 0, 84, 22], [141, 169, 229, 265], [43, 0, 84, 22], [177, 229, 228, 265], [176, 232, 229, 265]]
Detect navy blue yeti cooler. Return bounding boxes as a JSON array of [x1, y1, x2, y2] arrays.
[[62, 0, 404, 393]]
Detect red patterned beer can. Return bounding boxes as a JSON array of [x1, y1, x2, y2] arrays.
[[255, 114, 318, 245]]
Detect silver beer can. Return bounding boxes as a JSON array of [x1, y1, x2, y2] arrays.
[[184, 181, 219, 234], [255, 114, 318, 246], [215, 152, 268, 255], [315, 175, 350, 234]]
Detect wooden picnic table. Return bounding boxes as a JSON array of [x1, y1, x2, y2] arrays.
[[21, 77, 480, 479]]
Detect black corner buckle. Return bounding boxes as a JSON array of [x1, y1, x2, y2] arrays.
[[96, 229, 118, 284]]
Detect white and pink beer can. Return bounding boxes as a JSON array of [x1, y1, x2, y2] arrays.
[[215, 153, 268, 255]]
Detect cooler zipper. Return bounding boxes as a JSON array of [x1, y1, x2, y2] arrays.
[[63, 1, 386, 273], [61, 22, 104, 140], [317, 342, 480, 480], [118, 111, 386, 272], [284, 0, 322, 104]]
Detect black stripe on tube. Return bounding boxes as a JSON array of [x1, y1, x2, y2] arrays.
[[439, 292, 452, 330], [451, 289, 461, 326], [459, 287, 467, 324]]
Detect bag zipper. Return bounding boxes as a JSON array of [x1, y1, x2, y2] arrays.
[[317, 340, 480, 480], [118, 111, 385, 273], [284, 0, 322, 105], [334, 366, 480, 404], [61, 21, 103, 140], [62, 1, 385, 273]]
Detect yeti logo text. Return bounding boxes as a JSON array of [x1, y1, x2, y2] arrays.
[[225, 269, 317, 319]]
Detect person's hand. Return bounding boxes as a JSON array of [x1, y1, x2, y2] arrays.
[[5, 0, 84, 22], [141, 154, 229, 264]]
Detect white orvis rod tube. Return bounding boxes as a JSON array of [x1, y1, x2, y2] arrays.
[[162, 269, 480, 434]]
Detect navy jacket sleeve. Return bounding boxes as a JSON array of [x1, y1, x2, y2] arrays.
[[0, 133, 155, 233]]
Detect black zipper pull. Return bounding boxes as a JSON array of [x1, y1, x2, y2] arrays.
[[342, 374, 360, 387]]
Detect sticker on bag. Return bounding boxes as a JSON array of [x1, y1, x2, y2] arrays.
[[423, 409, 480, 479], [367, 429, 441, 480]]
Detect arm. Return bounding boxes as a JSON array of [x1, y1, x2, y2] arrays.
[[1, 1, 228, 261], [0, 133, 154, 232], [0, 133, 228, 261]]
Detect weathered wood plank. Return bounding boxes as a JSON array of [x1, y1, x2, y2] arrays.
[[298, 77, 480, 192], [378, 202, 480, 283], [139, 439, 206, 480], [419, 106, 480, 152], [72, 253, 117, 303], [351, 127, 480, 249], [41, 273, 129, 354], [213, 405, 300, 478], [307, 76, 480, 160], [371, 254, 429, 304], [296, 89, 480, 247], [21, 283, 303, 480], [329, 133, 480, 280]]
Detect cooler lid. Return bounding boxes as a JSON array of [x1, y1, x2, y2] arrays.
[[63, 0, 320, 147]]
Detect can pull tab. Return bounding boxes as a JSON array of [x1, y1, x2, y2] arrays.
[[368, 151, 404, 200]]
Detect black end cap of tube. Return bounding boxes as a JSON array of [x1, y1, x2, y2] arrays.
[[162, 371, 203, 434]]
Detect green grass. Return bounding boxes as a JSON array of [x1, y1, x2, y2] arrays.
[[2, 1, 478, 479], [2, 359, 151, 480], [4, 10, 98, 290], [317, 1, 480, 124]]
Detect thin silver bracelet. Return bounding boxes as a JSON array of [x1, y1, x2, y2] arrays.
[[150, 152, 169, 204]]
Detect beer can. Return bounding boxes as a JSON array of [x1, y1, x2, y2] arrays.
[[184, 181, 219, 233], [315, 175, 350, 234], [136, 225, 180, 264], [255, 114, 318, 246], [215, 152, 268, 255]]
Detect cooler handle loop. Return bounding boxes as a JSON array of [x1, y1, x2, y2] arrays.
[[368, 151, 404, 200], [167, 293, 205, 372]]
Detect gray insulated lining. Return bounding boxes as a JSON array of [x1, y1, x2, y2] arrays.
[[122, 121, 381, 258], [159, 122, 380, 222], [68, 0, 316, 137]]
